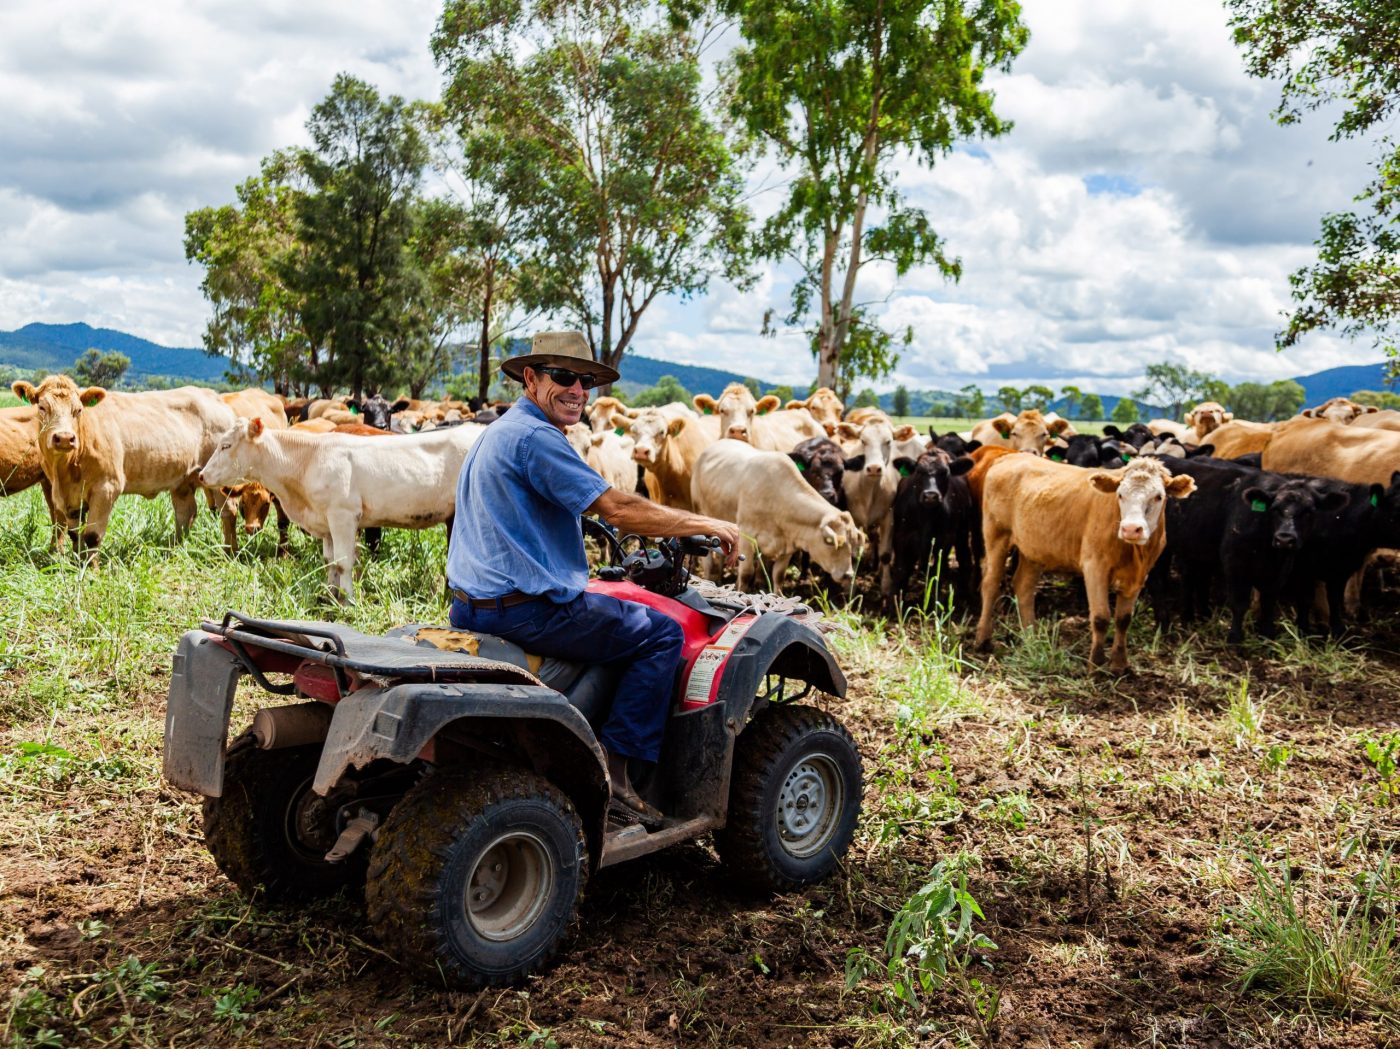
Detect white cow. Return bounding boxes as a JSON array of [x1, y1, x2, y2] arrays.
[[566, 423, 638, 493], [693, 383, 823, 451], [198, 419, 486, 601], [690, 438, 864, 592]]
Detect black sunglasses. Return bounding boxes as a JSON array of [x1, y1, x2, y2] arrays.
[[536, 366, 601, 390]]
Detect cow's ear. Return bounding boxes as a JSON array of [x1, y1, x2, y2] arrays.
[[12, 381, 35, 404], [788, 453, 808, 472], [613, 417, 632, 434], [390, 398, 411, 412], [1317, 488, 1351, 513], [893, 425, 917, 441], [993, 417, 1014, 438], [1390, 471, 1400, 491], [1301, 407, 1317, 418], [1166, 474, 1196, 498], [892, 456, 917, 477], [928, 427, 939, 441], [949, 456, 975, 476], [1089, 473, 1121, 493], [693, 395, 716, 415], [823, 422, 837, 437], [1047, 417, 1071, 435], [836, 422, 860, 441], [820, 522, 839, 546], [667, 416, 687, 437], [79, 387, 105, 408], [248, 417, 265, 439], [755, 395, 780, 415], [1184, 410, 1197, 426], [1191, 444, 1215, 457], [1222, 412, 1234, 422], [1102, 425, 1122, 438], [1242, 485, 1271, 511], [784, 399, 805, 411], [964, 439, 981, 452], [844, 454, 865, 473]]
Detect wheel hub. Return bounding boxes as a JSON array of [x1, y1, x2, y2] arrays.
[[464, 832, 554, 942], [777, 754, 843, 859]]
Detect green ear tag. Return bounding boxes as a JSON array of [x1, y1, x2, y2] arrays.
[[614, 426, 624, 436], [898, 464, 911, 477], [1251, 498, 1268, 512], [796, 460, 807, 471], [1049, 451, 1064, 461], [1121, 452, 1133, 462], [1372, 491, 1380, 507], [350, 404, 359, 414], [702, 406, 713, 415]]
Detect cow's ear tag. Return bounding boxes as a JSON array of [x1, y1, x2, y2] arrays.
[[702, 406, 713, 415], [898, 464, 911, 477], [82, 394, 101, 407], [614, 426, 624, 436], [795, 460, 807, 471], [1121, 452, 1133, 462], [350, 403, 359, 414], [1250, 498, 1268, 512], [1372, 491, 1380, 507], [1049, 451, 1064, 461]]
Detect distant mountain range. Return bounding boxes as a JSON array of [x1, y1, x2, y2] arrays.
[[0, 321, 1393, 415]]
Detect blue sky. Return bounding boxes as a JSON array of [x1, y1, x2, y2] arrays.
[[0, 0, 1382, 395]]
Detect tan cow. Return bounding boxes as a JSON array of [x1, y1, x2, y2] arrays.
[[1183, 401, 1232, 442], [217, 389, 291, 553], [13, 375, 236, 553], [1261, 416, 1400, 485], [566, 423, 638, 493], [1199, 418, 1277, 459], [292, 417, 338, 433], [690, 438, 864, 593], [0, 404, 60, 541], [615, 409, 718, 510], [1302, 397, 1377, 424], [975, 456, 1195, 672], [784, 387, 845, 436], [588, 395, 634, 434], [693, 383, 823, 450], [970, 410, 1069, 454], [1349, 409, 1400, 433]]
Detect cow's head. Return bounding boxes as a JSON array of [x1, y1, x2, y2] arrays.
[[839, 416, 897, 477], [620, 410, 686, 466], [811, 510, 864, 582], [1185, 401, 1231, 436], [1089, 458, 1195, 544], [695, 383, 778, 441], [1240, 479, 1350, 551], [896, 451, 975, 510], [564, 422, 592, 459], [1302, 397, 1376, 423], [357, 393, 393, 430], [589, 395, 632, 434], [930, 430, 981, 458], [801, 387, 844, 435], [14, 375, 104, 454], [1367, 471, 1400, 546], [199, 418, 264, 488], [789, 437, 846, 506], [993, 410, 1068, 454], [221, 483, 274, 535]]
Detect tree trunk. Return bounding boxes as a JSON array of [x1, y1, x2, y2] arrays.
[[478, 261, 494, 403]]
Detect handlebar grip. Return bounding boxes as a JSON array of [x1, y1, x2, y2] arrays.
[[678, 534, 722, 555]]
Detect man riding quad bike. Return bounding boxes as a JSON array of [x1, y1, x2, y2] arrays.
[[162, 527, 863, 987]]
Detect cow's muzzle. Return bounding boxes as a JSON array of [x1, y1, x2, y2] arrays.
[[49, 432, 76, 450], [1119, 523, 1146, 543], [864, 464, 882, 476], [727, 427, 750, 441]]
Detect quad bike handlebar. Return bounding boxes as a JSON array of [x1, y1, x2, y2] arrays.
[[581, 518, 723, 598]]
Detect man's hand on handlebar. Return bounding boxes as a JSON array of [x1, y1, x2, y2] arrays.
[[704, 520, 742, 568]]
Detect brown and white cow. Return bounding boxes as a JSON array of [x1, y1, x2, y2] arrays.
[[975, 456, 1194, 672], [1302, 397, 1377, 424], [693, 383, 823, 450], [784, 387, 845, 436], [691, 438, 864, 593], [13, 376, 235, 554], [198, 419, 486, 601], [615, 409, 718, 510], [217, 388, 292, 553], [834, 413, 920, 576], [1183, 401, 1232, 442], [970, 410, 1069, 454]]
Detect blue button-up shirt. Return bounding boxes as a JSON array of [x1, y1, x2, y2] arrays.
[[447, 397, 610, 602]]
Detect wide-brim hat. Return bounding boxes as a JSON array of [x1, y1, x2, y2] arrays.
[[501, 330, 620, 385]]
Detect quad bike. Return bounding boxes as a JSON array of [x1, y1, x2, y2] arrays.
[[162, 524, 863, 987]]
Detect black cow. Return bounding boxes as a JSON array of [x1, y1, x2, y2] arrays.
[[1047, 434, 1132, 468], [355, 393, 394, 430], [927, 429, 982, 458], [789, 436, 846, 507], [884, 450, 977, 612], [1285, 471, 1400, 637], [1102, 423, 1155, 450], [1148, 458, 1348, 644]]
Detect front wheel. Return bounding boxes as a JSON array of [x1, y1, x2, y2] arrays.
[[715, 704, 863, 892], [365, 766, 587, 987]]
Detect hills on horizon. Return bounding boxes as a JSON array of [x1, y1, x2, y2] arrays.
[[0, 320, 1393, 415]]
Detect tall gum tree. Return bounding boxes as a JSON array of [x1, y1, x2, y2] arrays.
[[714, 0, 1028, 390], [433, 0, 753, 387]]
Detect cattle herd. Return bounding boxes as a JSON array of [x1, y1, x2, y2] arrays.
[[3, 376, 1399, 672]]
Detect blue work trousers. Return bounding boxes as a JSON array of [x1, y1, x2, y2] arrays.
[[449, 589, 684, 763]]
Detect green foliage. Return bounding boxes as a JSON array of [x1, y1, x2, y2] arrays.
[[211, 983, 259, 1024], [1079, 392, 1103, 420], [1353, 388, 1400, 409], [1111, 397, 1140, 424], [71, 349, 130, 389], [631, 374, 693, 408], [1228, 2, 1400, 363], [1022, 384, 1053, 412], [958, 384, 986, 419], [1360, 730, 1400, 805], [996, 386, 1022, 413], [434, 0, 752, 382], [1227, 379, 1306, 421], [1217, 849, 1400, 1026], [1133, 362, 1220, 420], [853, 387, 880, 409], [717, 0, 1028, 391], [892, 384, 911, 416], [1059, 384, 1082, 419], [767, 383, 795, 404]]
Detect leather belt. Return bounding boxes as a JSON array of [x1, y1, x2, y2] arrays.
[[450, 587, 543, 610]]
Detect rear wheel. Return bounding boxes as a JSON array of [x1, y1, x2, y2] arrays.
[[716, 705, 863, 892], [203, 738, 365, 902], [366, 766, 587, 987]]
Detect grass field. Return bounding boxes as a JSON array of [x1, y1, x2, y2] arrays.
[[2, 482, 1398, 1048]]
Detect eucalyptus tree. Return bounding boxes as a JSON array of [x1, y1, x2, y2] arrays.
[[433, 0, 753, 387], [715, 0, 1027, 390]]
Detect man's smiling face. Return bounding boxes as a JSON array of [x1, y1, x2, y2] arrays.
[[524, 366, 589, 430]]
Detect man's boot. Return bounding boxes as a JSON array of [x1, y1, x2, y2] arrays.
[[606, 750, 664, 828]]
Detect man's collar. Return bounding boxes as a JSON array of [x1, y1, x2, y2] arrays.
[[516, 396, 550, 425]]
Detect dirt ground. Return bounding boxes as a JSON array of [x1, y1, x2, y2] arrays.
[[3, 575, 1399, 1047]]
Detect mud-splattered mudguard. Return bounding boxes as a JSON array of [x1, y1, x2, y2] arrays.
[[712, 613, 847, 729]]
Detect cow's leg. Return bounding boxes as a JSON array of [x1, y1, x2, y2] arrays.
[[1225, 571, 1253, 647], [736, 537, 759, 593], [38, 477, 63, 551], [975, 529, 1012, 650], [1108, 584, 1143, 674], [326, 511, 359, 602], [1324, 575, 1348, 638], [218, 494, 239, 555], [170, 485, 199, 543], [769, 551, 792, 596], [273, 497, 291, 557], [1147, 552, 1172, 632], [1082, 561, 1111, 670], [1011, 555, 1042, 628], [79, 483, 119, 560]]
